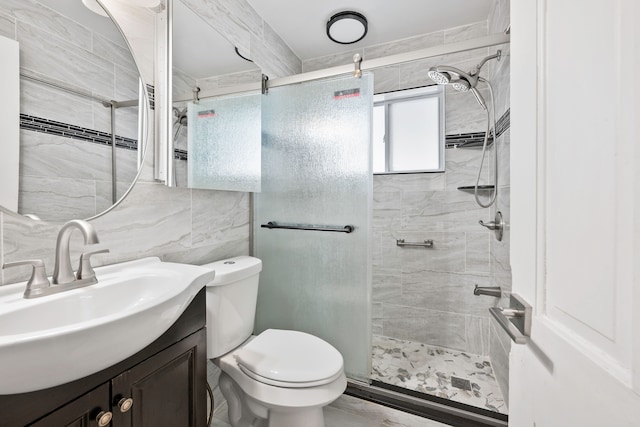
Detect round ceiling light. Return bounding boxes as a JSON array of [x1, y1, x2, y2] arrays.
[[326, 11, 368, 45]]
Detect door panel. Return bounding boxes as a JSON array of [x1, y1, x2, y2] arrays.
[[510, 0, 640, 425]]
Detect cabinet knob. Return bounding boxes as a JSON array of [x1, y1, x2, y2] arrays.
[[96, 410, 113, 426], [118, 397, 134, 413]]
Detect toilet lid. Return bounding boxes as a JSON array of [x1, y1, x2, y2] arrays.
[[236, 329, 344, 385]]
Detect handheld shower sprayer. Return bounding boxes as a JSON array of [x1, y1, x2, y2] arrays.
[[427, 50, 501, 110], [427, 50, 502, 208]]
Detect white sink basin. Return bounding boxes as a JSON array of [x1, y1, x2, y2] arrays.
[[0, 257, 215, 395]]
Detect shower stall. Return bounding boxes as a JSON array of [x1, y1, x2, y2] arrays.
[[250, 43, 510, 426]]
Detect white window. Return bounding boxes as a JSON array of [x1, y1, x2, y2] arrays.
[[373, 86, 445, 174]]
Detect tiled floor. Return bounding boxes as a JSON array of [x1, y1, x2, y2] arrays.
[[371, 335, 507, 414], [212, 394, 451, 427]]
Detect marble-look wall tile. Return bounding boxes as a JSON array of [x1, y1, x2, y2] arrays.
[[401, 190, 486, 233], [20, 131, 113, 182], [18, 176, 96, 223], [444, 147, 488, 191], [17, 22, 115, 99], [490, 200, 511, 294], [372, 272, 402, 301], [173, 66, 197, 96], [261, 22, 301, 74], [466, 232, 491, 274], [496, 128, 510, 188], [89, 183, 192, 267], [445, 87, 492, 135], [92, 32, 134, 70], [390, 269, 492, 317], [95, 180, 136, 215], [399, 231, 466, 273], [302, 49, 363, 73], [161, 238, 248, 266], [372, 302, 383, 336], [214, 0, 263, 40], [0, 10, 15, 38], [489, 318, 510, 406], [373, 173, 445, 193], [191, 190, 249, 247], [216, 68, 262, 88], [0, 0, 91, 51], [465, 315, 490, 355], [20, 79, 94, 130], [364, 31, 444, 60], [115, 64, 139, 101], [371, 65, 399, 94], [1, 210, 62, 284], [444, 21, 488, 43], [382, 304, 468, 352], [249, 34, 296, 79]]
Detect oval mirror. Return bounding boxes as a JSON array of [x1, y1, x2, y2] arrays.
[[0, 0, 149, 223]]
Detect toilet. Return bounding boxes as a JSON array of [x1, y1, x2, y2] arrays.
[[202, 256, 347, 427]]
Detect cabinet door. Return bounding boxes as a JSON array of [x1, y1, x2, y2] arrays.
[[111, 329, 207, 427], [29, 383, 111, 427]]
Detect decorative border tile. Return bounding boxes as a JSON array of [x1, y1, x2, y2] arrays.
[[20, 114, 138, 150], [445, 109, 510, 149]]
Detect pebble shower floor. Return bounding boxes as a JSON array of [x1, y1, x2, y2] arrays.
[[371, 335, 507, 414]]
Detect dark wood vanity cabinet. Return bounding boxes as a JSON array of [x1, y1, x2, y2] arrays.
[[0, 289, 207, 427]]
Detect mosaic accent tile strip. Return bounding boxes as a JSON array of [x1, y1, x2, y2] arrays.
[[372, 335, 507, 414], [445, 109, 510, 149], [20, 114, 137, 150], [146, 84, 155, 110], [174, 148, 188, 161]]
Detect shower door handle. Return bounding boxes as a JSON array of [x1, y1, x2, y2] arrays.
[[489, 293, 532, 345]]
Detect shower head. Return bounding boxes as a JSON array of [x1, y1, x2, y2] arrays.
[[427, 50, 502, 110]]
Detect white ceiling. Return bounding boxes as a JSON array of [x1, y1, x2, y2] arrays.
[[247, 0, 495, 60]]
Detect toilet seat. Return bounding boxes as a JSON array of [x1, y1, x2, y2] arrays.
[[235, 329, 344, 388]]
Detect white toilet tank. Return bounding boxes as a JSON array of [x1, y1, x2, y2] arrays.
[[201, 256, 262, 359]]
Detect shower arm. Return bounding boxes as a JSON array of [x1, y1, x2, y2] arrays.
[[471, 50, 502, 77]]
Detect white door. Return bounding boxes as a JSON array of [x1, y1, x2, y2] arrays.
[[509, 0, 640, 425]]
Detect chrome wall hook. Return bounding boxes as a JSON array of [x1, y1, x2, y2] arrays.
[[479, 211, 505, 241], [353, 53, 363, 78]]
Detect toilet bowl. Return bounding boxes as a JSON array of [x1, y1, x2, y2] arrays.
[[202, 256, 346, 427]]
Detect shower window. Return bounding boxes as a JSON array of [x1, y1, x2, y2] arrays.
[[373, 85, 445, 174]]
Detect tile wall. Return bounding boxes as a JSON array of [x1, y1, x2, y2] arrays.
[[0, 0, 140, 221]]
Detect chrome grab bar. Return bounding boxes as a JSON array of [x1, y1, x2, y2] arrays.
[[395, 239, 434, 248], [260, 221, 354, 234], [489, 293, 532, 344]]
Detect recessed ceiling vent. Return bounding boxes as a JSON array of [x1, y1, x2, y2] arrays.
[[326, 11, 368, 45]]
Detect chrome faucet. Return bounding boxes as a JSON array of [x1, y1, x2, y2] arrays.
[[53, 220, 100, 285], [3, 219, 109, 298]]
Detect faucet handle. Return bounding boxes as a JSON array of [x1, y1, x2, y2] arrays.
[[2, 259, 51, 298], [77, 249, 110, 280]]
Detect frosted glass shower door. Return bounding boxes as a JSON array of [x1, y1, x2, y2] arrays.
[[255, 74, 373, 382]]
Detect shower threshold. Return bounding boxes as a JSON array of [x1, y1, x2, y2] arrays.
[[371, 336, 508, 416]]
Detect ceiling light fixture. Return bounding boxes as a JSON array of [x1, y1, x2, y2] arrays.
[[326, 11, 368, 45]]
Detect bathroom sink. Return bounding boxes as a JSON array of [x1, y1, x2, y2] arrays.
[[0, 257, 215, 395]]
